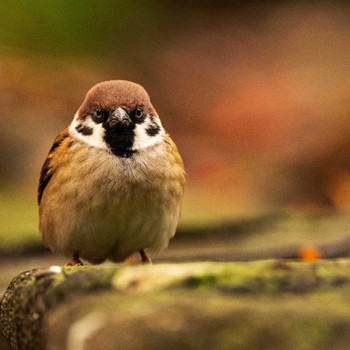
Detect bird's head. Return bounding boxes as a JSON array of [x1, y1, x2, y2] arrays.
[[69, 80, 165, 157]]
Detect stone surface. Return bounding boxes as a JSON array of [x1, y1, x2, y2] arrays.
[[2, 211, 350, 349], [2, 210, 350, 298], [2, 260, 350, 349]]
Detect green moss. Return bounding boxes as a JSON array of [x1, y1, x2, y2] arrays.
[[3, 260, 350, 349], [108, 260, 350, 295]]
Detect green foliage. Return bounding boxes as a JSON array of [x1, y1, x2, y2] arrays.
[[0, 1, 159, 57], [0, 189, 39, 248]]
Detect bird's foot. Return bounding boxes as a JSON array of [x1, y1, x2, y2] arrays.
[[65, 253, 84, 266], [139, 249, 152, 264], [65, 258, 83, 266], [124, 250, 152, 265], [124, 254, 139, 265]]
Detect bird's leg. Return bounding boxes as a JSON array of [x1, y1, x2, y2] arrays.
[[139, 249, 152, 264], [65, 252, 84, 266]]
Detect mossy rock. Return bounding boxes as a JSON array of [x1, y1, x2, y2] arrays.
[[2, 260, 350, 349]]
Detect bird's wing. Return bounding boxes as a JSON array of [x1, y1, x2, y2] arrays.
[[38, 127, 69, 204]]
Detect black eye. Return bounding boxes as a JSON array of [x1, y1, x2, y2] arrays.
[[96, 108, 102, 117], [135, 107, 142, 117], [93, 108, 105, 123], [134, 107, 145, 122]]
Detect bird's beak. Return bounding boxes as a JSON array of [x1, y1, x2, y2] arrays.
[[107, 107, 131, 128]]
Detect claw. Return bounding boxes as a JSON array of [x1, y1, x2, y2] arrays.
[[65, 252, 83, 266], [139, 249, 152, 264]]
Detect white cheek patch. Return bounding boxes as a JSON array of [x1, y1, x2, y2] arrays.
[[69, 113, 108, 150], [132, 115, 165, 151]]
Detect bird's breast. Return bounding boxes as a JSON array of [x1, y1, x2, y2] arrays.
[[66, 139, 184, 201], [39, 135, 185, 262]]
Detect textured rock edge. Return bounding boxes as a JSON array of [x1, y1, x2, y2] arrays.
[[2, 259, 350, 349]]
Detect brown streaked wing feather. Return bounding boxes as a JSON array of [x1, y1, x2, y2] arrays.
[[38, 127, 69, 204]]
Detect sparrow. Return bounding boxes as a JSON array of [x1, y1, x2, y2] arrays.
[[38, 80, 185, 265]]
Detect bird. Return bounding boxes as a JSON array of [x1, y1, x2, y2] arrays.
[[38, 80, 185, 265]]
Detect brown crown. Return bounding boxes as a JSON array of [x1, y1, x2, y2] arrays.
[[77, 80, 157, 119]]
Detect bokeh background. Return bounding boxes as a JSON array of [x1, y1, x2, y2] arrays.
[[2, 0, 350, 248]]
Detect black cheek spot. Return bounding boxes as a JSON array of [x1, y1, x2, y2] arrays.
[[146, 122, 160, 136], [76, 123, 93, 136]]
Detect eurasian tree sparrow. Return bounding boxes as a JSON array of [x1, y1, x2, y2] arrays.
[[38, 80, 185, 265]]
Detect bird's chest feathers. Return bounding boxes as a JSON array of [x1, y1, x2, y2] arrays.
[[78, 146, 170, 200]]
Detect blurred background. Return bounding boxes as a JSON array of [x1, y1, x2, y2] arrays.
[[2, 0, 350, 248]]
